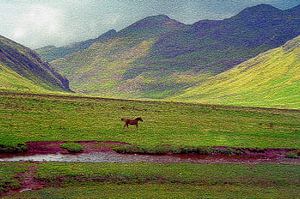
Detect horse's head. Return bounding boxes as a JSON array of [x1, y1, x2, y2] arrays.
[[136, 117, 143, 122]]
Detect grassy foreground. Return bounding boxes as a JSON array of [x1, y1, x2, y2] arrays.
[[1, 162, 299, 198], [0, 92, 299, 150], [8, 183, 300, 199]]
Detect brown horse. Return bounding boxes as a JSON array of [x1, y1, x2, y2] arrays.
[[121, 117, 143, 128]]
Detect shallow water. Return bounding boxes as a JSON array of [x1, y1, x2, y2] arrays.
[[0, 152, 299, 164], [0, 152, 156, 163]]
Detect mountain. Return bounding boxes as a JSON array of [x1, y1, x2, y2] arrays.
[[153, 4, 300, 73], [117, 15, 187, 38], [0, 35, 70, 93], [41, 4, 300, 99], [49, 15, 191, 98], [170, 35, 300, 109]]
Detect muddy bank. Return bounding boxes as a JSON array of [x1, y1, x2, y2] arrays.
[[0, 141, 299, 164], [0, 141, 127, 157]]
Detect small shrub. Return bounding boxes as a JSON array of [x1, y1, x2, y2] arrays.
[[61, 142, 84, 153]]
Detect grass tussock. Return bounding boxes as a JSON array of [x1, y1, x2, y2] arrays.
[[61, 142, 84, 153]]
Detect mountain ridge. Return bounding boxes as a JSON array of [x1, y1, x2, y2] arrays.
[[38, 3, 300, 99], [0, 35, 70, 93]]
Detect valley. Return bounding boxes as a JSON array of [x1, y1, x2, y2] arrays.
[[0, 2, 299, 198]]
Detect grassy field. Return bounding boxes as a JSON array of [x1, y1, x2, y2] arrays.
[[0, 163, 29, 193], [172, 36, 300, 109], [0, 92, 299, 150], [1, 162, 299, 198], [9, 183, 300, 199]]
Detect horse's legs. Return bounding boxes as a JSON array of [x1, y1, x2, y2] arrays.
[[123, 123, 127, 128], [136, 123, 138, 129]]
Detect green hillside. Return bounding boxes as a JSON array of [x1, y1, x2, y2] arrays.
[[0, 63, 51, 93], [171, 36, 300, 109], [0, 35, 70, 93]]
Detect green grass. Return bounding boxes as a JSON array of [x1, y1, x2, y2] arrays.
[[2, 162, 299, 198], [172, 36, 300, 109], [0, 163, 29, 193], [7, 183, 300, 199], [61, 142, 84, 153], [0, 93, 299, 149], [0, 64, 51, 93], [35, 162, 300, 185]]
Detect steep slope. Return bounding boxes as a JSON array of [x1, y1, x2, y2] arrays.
[[0, 64, 51, 93], [47, 4, 300, 99], [171, 36, 300, 109], [0, 35, 70, 93]]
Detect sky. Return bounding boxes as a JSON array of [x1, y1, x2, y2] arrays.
[[0, 0, 299, 48]]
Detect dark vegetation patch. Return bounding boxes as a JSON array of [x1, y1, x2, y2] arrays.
[[286, 150, 300, 159], [113, 145, 269, 156], [0, 144, 27, 153]]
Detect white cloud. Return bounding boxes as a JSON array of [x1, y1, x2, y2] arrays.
[[11, 4, 65, 47]]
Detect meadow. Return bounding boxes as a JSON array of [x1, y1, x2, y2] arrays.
[[0, 92, 299, 150], [0, 92, 299, 198]]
